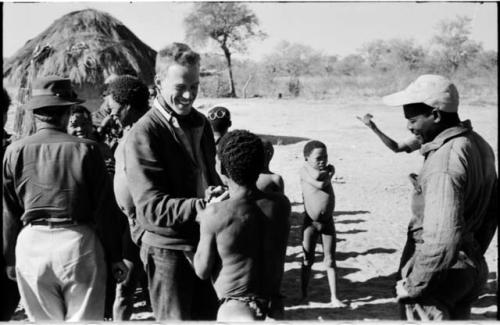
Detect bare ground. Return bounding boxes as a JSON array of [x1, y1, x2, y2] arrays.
[[7, 96, 497, 321]]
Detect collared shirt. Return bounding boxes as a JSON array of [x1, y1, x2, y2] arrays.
[[3, 126, 122, 264], [154, 99, 209, 198], [404, 120, 498, 298]]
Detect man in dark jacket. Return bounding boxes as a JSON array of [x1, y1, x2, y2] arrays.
[[3, 76, 127, 321], [124, 43, 221, 320]]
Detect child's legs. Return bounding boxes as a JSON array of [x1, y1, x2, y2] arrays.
[[321, 219, 342, 303], [302, 213, 320, 266], [301, 213, 319, 298]]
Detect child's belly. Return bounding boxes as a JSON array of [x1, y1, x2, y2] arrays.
[[303, 187, 335, 221]]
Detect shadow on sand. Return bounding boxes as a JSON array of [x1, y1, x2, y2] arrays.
[[257, 133, 310, 146]]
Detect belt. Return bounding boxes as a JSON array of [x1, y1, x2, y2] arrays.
[[28, 219, 80, 227]]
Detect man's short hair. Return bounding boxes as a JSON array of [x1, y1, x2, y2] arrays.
[[403, 103, 434, 119], [155, 43, 200, 78], [107, 76, 150, 112], [33, 106, 69, 124], [219, 130, 265, 186], [303, 140, 326, 158], [2, 88, 11, 115], [207, 106, 231, 132]]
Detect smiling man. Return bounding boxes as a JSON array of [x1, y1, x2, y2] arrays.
[[383, 74, 498, 320], [123, 43, 221, 320]]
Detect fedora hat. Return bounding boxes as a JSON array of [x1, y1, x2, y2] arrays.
[[24, 76, 84, 111]]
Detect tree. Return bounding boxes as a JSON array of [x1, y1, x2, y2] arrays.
[[432, 15, 482, 73], [184, 2, 265, 97], [361, 39, 425, 72]]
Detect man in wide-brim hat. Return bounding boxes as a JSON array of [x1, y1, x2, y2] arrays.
[[3, 76, 127, 321]]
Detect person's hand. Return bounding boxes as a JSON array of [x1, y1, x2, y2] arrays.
[[104, 158, 116, 175], [208, 190, 230, 204], [326, 164, 335, 178], [6, 265, 16, 281], [356, 113, 375, 128], [111, 261, 129, 283], [395, 279, 410, 302], [204, 185, 227, 202]]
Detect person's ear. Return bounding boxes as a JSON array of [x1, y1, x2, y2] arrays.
[[228, 120, 232, 128], [432, 109, 442, 123]]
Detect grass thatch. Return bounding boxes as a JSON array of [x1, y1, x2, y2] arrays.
[[3, 8, 157, 106]]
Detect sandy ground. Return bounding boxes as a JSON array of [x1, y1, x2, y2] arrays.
[[7, 95, 497, 321]]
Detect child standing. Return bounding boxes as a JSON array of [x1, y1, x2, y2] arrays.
[[299, 140, 345, 308]]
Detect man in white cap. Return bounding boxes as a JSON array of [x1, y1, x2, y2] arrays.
[[382, 74, 497, 320], [3, 76, 127, 321]]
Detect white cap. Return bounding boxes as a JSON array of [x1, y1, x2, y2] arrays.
[[383, 74, 459, 113]]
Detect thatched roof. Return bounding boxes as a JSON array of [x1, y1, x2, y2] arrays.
[[3, 8, 157, 106]]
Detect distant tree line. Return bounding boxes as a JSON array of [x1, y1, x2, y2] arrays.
[[184, 3, 496, 99]]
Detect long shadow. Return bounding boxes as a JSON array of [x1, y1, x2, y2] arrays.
[[333, 210, 370, 217], [336, 248, 397, 261], [282, 265, 360, 307], [257, 133, 310, 146], [336, 219, 365, 225], [336, 229, 367, 235]]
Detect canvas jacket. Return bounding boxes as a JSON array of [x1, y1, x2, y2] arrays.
[[3, 127, 122, 265], [403, 120, 498, 299], [124, 100, 221, 250]]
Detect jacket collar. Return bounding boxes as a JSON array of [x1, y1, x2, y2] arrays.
[[420, 120, 472, 156]]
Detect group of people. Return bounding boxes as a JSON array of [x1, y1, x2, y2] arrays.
[[1, 41, 497, 322]]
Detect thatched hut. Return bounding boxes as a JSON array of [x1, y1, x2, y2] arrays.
[[3, 8, 157, 114]]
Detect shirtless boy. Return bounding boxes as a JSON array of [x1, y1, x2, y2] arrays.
[[194, 130, 290, 321], [300, 140, 345, 307], [256, 139, 285, 194]]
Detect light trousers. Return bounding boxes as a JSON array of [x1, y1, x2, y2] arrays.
[[15, 224, 107, 321]]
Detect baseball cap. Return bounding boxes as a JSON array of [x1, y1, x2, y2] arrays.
[[382, 74, 459, 113]]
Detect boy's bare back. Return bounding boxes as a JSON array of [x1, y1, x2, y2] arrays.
[[198, 190, 290, 300]]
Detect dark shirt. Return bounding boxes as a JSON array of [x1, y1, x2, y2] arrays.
[[124, 99, 221, 250], [3, 126, 122, 265]]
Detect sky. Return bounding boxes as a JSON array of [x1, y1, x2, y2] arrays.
[[2, 1, 498, 61]]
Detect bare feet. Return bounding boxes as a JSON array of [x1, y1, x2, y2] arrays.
[[330, 298, 348, 308]]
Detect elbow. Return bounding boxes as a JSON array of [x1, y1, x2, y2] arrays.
[[195, 268, 210, 280], [193, 255, 210, 280]]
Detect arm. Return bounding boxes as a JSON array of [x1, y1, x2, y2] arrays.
[[300, 165, 329, 189], [194, 208, 218, 280], [125, 127, 205, 229], [2, 150, 23, 276], [357, 114, 413, 153], [402, 172, 464, 299]]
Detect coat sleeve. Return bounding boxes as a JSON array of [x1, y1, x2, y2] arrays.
[[124, 126, 204, 230], [2, 148, 23, 267]]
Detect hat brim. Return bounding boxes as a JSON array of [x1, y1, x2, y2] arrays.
[[382, 90, 422, 107], [24, 95, 84, 111]]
